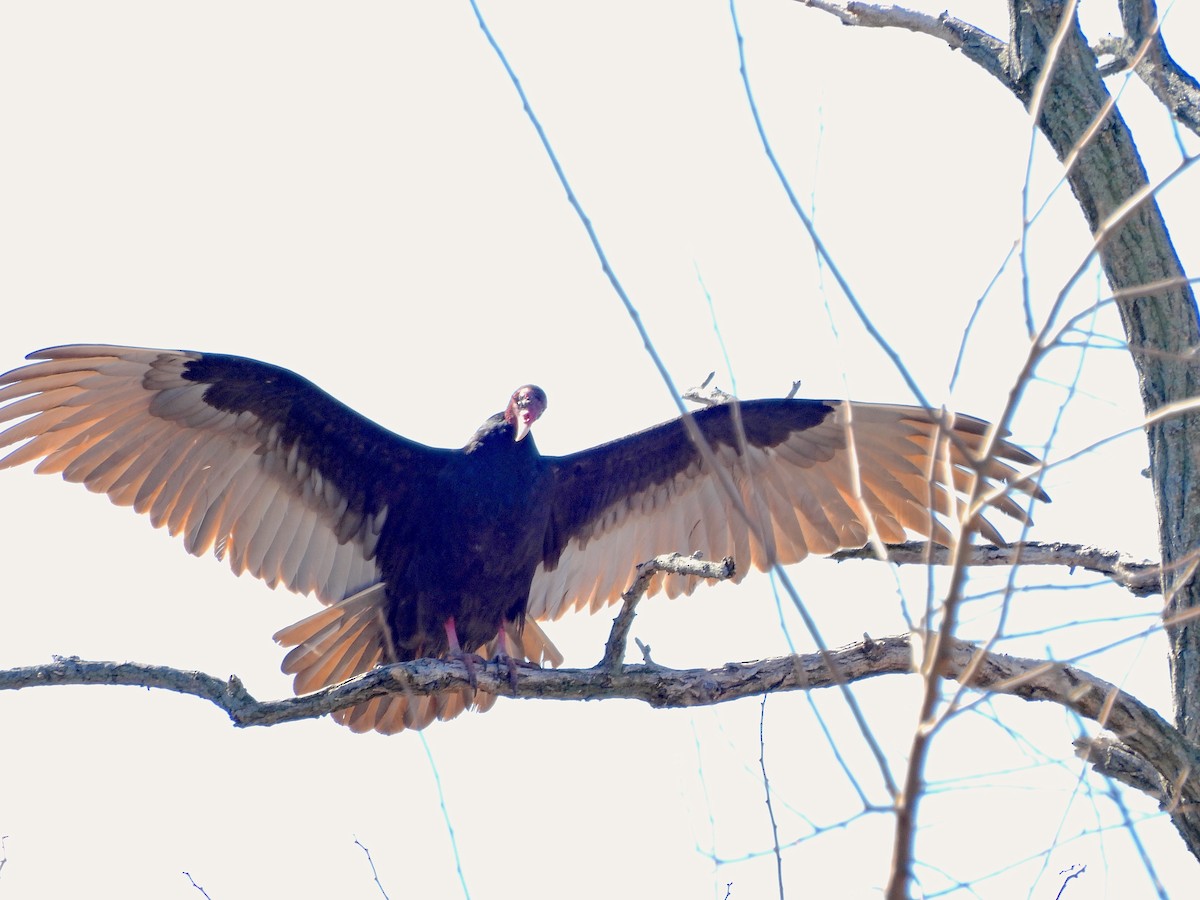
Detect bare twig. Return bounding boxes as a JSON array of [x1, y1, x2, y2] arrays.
[[183, 872, 212, 899], [682, 377, 737, 408], [1054, 864, 1087, 900], [354, 838, 392, 900], [759, 697, 785, 900], [1097, 771, 1169, 897], [417, 734, 470, 900], [600, 553, 736, 670], [634, 637, 656, 665]]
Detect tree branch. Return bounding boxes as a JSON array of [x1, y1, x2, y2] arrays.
[[1110, 0, 1200, 137], [802, 0, 1200, 136], [830, 539, 1163, 595], [1075, 732, 1172, 799], [797, 0, 1200, 864], [5, 636, 1198, 822], [797, 1, 1012, 87], [599, 552, 736, 670]]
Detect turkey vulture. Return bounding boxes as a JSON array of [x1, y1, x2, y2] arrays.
[[0, 345, 1046, 733]]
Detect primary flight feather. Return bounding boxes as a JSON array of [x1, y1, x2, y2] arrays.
[[0, 344, 1047, 733]]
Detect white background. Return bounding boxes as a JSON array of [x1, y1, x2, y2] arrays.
[[1, 2, 1198, 897]]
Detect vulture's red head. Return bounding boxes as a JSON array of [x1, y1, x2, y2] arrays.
[[505, 385, 547, 442]]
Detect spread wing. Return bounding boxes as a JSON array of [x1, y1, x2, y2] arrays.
[[0, 344, 447, 606], [529, 398, 1046, 620]]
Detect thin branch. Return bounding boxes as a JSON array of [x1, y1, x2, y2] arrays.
[[354, 838, 392, 900], [1096, 767, 1169, 898], [682, 377, 737, 408], [797, 2, 1011, 87], [740, 1, 926, 412], [600, 553, 735, 670], [759, 697, 785, 900], [829, 540, 1163, 595], [417, 735, 471, 900], [183, 872, 212, 900], [1054, 864, 1087, 900], [886, 433, 985, 898]]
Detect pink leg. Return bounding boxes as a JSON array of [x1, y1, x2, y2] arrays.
[[494, 625, 511, 659], [444, 616, 463, 653], [444, 616, 479, 687], [492, 624, 524, 690]]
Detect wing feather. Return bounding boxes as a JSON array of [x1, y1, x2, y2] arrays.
[[258, 491, 307, 587], [279, 507, 320, 590], [0, 409, 101, 468], [534, 398, 1046, 621], [234, 481, 288, 578], [142, 433, 204, 522], [160, 450, 217, 536], [757, 454, 808, 562], [57, 407, 158, 484], [0, 344, 448, 606], [169, 442, 255, 541], [111, 427, 186, 505]]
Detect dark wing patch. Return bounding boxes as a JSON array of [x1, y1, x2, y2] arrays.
[[0, 344, 443, 605], [529, 399, 1045, 620]]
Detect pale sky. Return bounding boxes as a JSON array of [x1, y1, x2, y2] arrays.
[[2, 2, 1198, 897]]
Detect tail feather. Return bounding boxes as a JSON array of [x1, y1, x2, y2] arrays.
[[479, 617, 564, 667], [273, 584, 562, 734]]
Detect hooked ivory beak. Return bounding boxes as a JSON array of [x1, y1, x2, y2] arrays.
[[506, 385, 547, 442]]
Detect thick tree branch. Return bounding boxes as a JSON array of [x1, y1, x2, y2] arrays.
[[4, 636, 1197, 820], [1110, 0, 1200, 137]]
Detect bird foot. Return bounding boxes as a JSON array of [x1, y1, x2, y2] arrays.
[[447, 648, 485, 689], [490, 650, 537, 692], [443, 616, 486, 688]]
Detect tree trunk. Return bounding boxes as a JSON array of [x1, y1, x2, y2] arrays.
[[1006, 0, 1200, 855]]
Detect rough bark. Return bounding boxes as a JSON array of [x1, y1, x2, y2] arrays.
[[6, 636, 1198, 827], [1115, 0, 1200, 136], [1003, 0, 1200, 820]]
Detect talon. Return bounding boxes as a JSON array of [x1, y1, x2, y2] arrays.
[[451, 649, 481, 688], [486, 650, 521, 691], [491, 626, 524, 691], [445, 616, 481, 688]]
